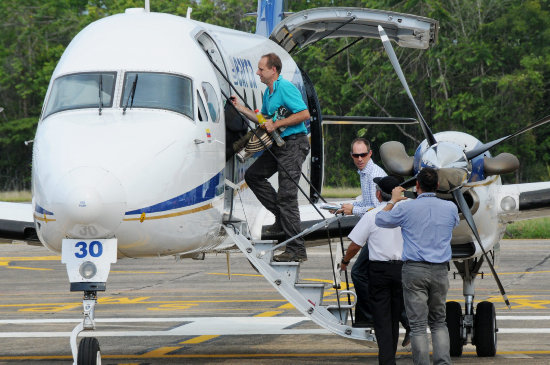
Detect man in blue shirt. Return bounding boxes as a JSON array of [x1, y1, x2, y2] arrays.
[[231, 53, 310, 262], [375, 167, 459, 365]]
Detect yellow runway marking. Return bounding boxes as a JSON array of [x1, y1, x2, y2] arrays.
[[277, 303, 294, 309], [0, 263, 52, 271], [255, 311, 283, 317], [180, 335, 219, 344], [0, 256, 60, 261], [140, 346, 182, 356], [0, 255, 59, 271]]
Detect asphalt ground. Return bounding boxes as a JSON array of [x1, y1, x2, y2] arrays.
[[1, 239, 550, 364]]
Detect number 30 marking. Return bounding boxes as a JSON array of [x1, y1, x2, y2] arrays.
[[74, 241, 103, 258]]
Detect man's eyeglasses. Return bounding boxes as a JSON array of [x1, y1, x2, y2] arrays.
[[351, 152, 370, 158]]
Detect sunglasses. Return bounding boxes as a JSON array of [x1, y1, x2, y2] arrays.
[[351, 152, 370, 158]]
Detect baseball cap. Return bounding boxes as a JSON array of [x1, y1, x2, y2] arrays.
[[373, 176, 402, 195]]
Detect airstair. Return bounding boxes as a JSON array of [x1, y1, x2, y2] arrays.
[[223, 223, 377, 344]]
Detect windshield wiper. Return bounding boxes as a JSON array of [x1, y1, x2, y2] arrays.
[[123, 74, 139, 115], [98, 74, 103, 115]]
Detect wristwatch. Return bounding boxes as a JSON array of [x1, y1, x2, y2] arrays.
[[341, 258, 350, 265]]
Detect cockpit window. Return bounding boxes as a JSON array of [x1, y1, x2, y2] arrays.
[[43, 72, 116, 118], [120, 72, 193, 118]]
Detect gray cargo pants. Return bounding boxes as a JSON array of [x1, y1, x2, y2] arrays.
[[244, 134, 310, 257]]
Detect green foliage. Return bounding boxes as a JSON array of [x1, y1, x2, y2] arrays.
[[0, 117, 37, 190]]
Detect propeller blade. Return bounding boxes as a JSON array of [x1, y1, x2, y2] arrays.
[[465, 114, 550, 160], [378, 25, 436, 146], [451, 189, 511, 309]]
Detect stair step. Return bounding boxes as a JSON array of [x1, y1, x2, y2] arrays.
[[294, 282, 325, 308], [326, 307, 350, 324], [270, 262, 300, 284], [252, 240, 277, 263]]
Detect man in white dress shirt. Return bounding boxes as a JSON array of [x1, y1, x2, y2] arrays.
[[341, 176, 407, 365]]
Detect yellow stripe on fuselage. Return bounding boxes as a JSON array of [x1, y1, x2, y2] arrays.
[[122, 203, 213, 222], [33, 214, 56, 222]]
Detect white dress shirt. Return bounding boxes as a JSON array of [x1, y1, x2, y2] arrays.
[[348, 204, 403, 261]]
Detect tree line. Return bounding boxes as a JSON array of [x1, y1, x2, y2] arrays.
[[1, 0, 549, 190]]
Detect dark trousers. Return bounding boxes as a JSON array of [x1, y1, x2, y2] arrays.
[[369, 261, 405, 365], [351, 247, 410, 330], [244, 135, 310, 257], [351, 244, 373, 323]]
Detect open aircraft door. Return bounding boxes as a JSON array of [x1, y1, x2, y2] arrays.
[[269, 7, 438, 53], [269, 7, 438, 202]]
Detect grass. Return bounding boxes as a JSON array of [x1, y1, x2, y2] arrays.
[[322, 186, 361, 199], [0, 190, 32, 202], [504, 217, 550, 239]]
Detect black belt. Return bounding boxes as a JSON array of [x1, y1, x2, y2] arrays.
[[371, 260, 403, 264], [405, 260, 448, 265], [282, 133, 306, 141]]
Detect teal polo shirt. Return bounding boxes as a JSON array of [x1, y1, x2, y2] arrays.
[[261, 75, 308, 138]]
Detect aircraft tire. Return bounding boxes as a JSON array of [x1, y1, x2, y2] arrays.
[[78, 337, 101, 365], [474, 301, 497, 357], [445, 301, 463, 357]]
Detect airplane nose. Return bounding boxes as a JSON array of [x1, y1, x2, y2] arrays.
[[51, 167, 127, 238]]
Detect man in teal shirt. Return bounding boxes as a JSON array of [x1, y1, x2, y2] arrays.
[[231, 53, 310, 262]]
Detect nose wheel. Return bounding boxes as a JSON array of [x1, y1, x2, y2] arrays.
[[78, 337, 101, 365]]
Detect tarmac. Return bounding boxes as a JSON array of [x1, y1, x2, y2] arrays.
[[1, 239, 550, 364]]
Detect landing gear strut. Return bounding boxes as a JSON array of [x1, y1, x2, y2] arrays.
[[70, 291, 102, 365], [62, 238, 117, 365], [448, 257, 498, 357]]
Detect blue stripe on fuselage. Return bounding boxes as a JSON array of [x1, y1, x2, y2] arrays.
[[125, 171, 224, 215], [35, 204, 54, 215]]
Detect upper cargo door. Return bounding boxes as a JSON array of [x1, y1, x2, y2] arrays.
[[270, 7, 438, 53]]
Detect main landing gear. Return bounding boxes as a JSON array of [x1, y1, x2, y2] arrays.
[[447, 258, 498, 357]]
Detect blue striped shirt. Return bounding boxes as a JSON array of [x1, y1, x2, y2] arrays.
[[352, 160, 387, 217], [375, 193, 459, 263]]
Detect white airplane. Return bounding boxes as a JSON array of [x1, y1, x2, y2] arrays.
[[0, 0, 549, 363]]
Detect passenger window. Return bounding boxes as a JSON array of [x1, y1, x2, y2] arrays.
[[201, 82, 220, 123], [197, 91, 208, 122]]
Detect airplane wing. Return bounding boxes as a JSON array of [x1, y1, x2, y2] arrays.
[[270, 7, 438, 53], [0, 202, 38, 242], [261, 201, 360, 243], [497, 182, 550, 223]]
